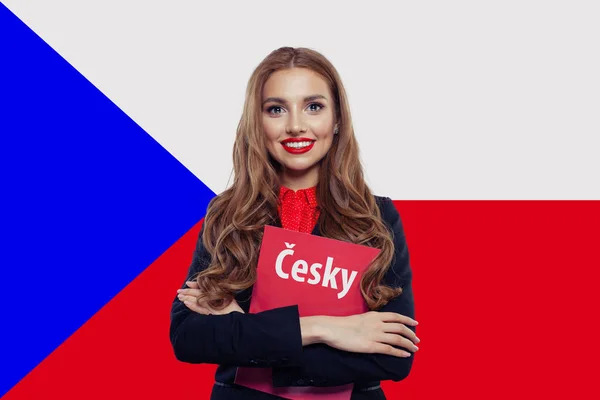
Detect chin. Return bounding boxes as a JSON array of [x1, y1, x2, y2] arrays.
[[281, 159, 318, 172]]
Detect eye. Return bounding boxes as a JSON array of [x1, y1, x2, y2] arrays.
[[307, 103, 324, 112], [267, 105, 284, 115]]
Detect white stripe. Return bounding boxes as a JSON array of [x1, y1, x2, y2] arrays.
[[5, 0, 599, 199]]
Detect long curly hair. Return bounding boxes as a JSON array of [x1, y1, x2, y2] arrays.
[[194, 47, 402, 311]]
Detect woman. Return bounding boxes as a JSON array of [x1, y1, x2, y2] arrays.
[[170, 47, 419, 399]]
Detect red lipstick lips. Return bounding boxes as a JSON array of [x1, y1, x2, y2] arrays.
[[281, 137, 315, 154]]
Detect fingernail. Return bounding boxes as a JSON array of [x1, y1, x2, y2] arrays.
[[414, 346, 419, 351], [402, 352, 411, 357], [415, 337, 421, 343], [177, 289, 183, 293]]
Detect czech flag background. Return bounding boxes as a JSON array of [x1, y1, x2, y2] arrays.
[[1, 1, 599, 399]]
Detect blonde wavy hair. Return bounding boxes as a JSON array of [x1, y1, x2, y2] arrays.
[[195, 47, 402, 311]]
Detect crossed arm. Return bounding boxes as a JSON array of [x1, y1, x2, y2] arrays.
[[169, 197, 417, 386]]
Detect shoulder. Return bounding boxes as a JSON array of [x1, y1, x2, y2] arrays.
[[373, 195, 411, 286], [374, 195, 392, 207], [192, 223, 212, 269], [373, 195, 403, 234], [373, 195, 392, 214]]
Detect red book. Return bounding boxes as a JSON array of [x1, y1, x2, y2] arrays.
[[235, 225, 381, 400]]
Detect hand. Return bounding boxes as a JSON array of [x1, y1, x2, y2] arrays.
[[321, 312, 420, 358], [177, 281, 244, 315]]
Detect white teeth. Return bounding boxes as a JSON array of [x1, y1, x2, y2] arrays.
[[283, 141, 313, 148]]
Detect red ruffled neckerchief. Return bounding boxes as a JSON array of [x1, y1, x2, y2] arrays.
[[278, 185, 320, 234]]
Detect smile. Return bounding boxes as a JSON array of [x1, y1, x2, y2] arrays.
[[281, 140, 315, 154]]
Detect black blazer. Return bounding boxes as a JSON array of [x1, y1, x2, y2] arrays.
[[169, 196, 416, 399]]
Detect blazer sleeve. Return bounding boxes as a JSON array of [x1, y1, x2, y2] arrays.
[[271, 197, 416, 387], [169, 222, 304, 368]]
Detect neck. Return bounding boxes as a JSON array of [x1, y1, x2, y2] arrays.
[[280, 164, 319, 191]]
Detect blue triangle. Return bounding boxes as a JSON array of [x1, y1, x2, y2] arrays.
[[0, 4, 216, 396]]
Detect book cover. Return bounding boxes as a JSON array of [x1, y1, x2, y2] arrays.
[[235, 225, 381, 399]]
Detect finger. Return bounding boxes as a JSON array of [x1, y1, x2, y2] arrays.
[[177, 288, 202, 296], [185, 280, 199, 288], [177, 294, 197, 304], [180, 295, 221, 315], [178, 294, 208, 309], [379, 333, 419, 352], [370, 343, 412, 358], [379, 312, 418, 326], [382, 323, 420, 344], [182, 298, 215, 315], [182, 300, 212, 315], [178, 292, 222, 315]]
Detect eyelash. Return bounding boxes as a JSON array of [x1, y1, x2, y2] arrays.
[[267, 103, 325, 115]]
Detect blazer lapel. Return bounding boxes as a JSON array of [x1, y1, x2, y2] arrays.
[[311, 219, 321, 236]]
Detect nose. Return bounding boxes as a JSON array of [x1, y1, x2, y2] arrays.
[[285, 108, 307, 135]]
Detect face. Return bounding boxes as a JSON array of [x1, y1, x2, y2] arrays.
[[262, 68, 336, 187]]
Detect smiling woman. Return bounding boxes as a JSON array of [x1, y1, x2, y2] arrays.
[[170, 47, 418, 400], [262, 70, 336, 189]]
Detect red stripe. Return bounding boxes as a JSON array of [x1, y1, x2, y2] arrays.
[[4, 201, 599, 399]]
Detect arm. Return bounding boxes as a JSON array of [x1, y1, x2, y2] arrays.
[[169, 223, 306, 368], [272, 197, 416, 387]]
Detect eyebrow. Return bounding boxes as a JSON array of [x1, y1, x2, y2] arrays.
[[262, 94, 328, 107]]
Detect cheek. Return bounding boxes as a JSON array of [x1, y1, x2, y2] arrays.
[[309, 116, 334, 138], [262, 119, 282, 159], [313, 124, 334, 140], [262, 117, 281, 142]]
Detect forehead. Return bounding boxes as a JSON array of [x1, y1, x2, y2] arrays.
[[262, 68, 330, 98]]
